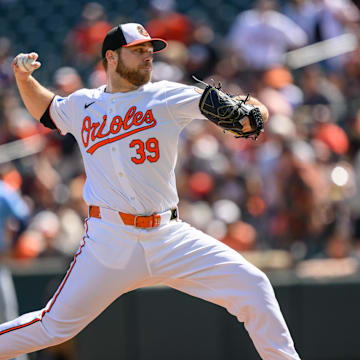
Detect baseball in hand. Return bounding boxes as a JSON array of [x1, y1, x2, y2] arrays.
[[15, 53, 41, 73]]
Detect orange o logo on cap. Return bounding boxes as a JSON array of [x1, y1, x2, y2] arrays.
[[137, 25, 149, 37]]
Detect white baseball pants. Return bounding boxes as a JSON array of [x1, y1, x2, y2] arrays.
[[0, 215, 301, 360], [0, 267, 28, 360]]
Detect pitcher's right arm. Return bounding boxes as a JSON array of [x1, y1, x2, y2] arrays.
[[12, 52, 55, 121]]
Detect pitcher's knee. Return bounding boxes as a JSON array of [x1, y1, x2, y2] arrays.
[[41, 316, 78, 346], [46, 333, 73, 347], [252, 268, 273, 293], [236, 264, 273, 294], [227, 267, 276, 318], [42, 326, 74, 347], [246, 268, 276, 303]]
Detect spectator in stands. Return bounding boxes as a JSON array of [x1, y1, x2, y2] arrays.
[[146, 0, 193, 45], [227, 0, 308, 70], [185, 22, 219, 82], [312, 0, 360, 70], [0, 37, 13, 89], [64, 2, 112, 74], [283, 0, 320, 44], [221, 221, 257, 252], [53, 67, 83, 97], [299, 66, 347, 121], [0, 175, 29, 360], [312, 0, 360, 41], [257, 66, 299, 117]]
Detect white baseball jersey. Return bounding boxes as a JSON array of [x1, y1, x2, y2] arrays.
[[49, 81, 206, 215], [0, 79, 301, 360]]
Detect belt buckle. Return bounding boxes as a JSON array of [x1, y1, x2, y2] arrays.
[[153, 214, 161, 227], [134, 215, 151, 228], [134, 214, 161, 228]]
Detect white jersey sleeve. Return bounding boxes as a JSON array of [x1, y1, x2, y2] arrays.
[[49, 94, 77, 135], [164, 81, 207, 128]]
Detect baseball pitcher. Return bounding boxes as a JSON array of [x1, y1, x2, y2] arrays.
[[0, 23, 301, 360]]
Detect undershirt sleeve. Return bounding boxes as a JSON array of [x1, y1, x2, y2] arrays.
[[40, 96, 57, 130]]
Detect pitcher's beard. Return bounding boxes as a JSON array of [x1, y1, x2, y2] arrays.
[[116, 58, 151, 86]]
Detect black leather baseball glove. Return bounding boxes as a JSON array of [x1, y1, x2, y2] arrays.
[[194, 77, 264, 140]]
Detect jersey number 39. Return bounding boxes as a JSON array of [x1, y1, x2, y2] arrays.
[[130, 138, 160, 164]]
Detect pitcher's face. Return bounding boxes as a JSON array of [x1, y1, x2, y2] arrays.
[[115, 43, 154, 86]]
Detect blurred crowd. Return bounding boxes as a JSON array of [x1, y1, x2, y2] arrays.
[[1, 0, 360, 272]]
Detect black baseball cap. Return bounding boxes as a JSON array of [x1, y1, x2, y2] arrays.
[[101, 23, 168, 58]]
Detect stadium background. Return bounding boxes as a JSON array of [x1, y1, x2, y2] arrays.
[[1, 0, 360, 359]]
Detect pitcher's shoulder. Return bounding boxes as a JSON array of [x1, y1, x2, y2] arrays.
[[64, 86, 104, 101], [146, 80, 194, 93]]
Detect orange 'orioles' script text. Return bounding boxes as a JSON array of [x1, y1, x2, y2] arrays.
[[81, 107, 157, 154]]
